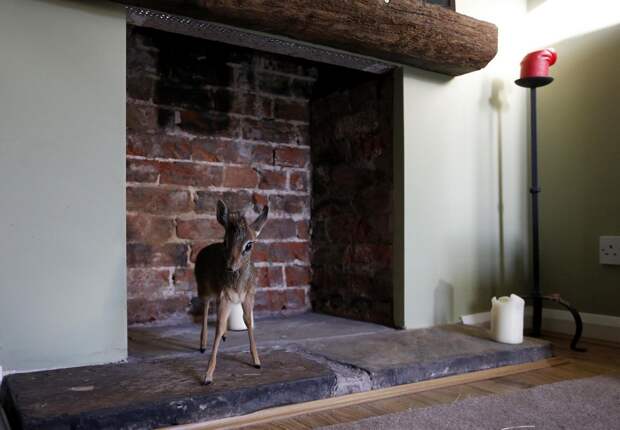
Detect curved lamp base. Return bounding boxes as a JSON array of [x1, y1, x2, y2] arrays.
[[524, 294, 586, 352]]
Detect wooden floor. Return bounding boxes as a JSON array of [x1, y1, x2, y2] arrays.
[[240, 333, 620, 430]]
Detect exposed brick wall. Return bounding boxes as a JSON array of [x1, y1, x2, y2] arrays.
[[126, 26, 315, 324], [310, 73, 394, 326]]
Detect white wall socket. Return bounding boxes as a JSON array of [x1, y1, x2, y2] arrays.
[[599, 236, 620, 265]]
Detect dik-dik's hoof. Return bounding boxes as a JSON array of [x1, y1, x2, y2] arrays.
[[203, 377, 213, 386], [222, 336, 227, 342], [199, 348, 206, 353], [254, 364, 261, 369]]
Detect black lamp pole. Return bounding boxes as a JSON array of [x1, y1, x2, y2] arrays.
[[529, 86, 543, 337], [515, 75, 585, 351]]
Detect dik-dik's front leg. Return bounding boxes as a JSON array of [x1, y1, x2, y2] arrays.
[[203, 299, 231, 385], [242, 295, 261, 369]]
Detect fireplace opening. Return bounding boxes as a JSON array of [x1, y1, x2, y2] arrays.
[[126, 24, 395, 328]]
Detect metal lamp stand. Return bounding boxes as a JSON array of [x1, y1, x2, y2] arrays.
[[515, 76, 586, 352]]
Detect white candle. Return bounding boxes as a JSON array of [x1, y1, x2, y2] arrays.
[[490, 294, 525, 344], [228, 302, 253, 331]]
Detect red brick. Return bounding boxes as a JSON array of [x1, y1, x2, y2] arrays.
[[296, 220, 310, 240], [127, 243, 189, 267], [127, 159, 159, 183], [126, 37, 158, 74], [127, 75, 156, 101], [176, 218, 223, 240], [127, 103, 159, 131], [125, 32, 322, 324], [289, 171, 309, 192], [273, 99, 309, 122], [344, 244, 392, 269], [127, 296, 190, 324], [127, 268, 170, 299], [258, 218, 297, 240], [229, 91, 257, 116], [223, 166, 259, 188], [195, 190, 252, 214], [191, 138, 249, 163], [254, 290, 287, 313], [254, 288, 307, 313], [252, 193, 269, 210], [156, 85, 241, 114], [269, 195, 308, 214], [127, 187, 192, 215], [258, 96, 273, 118], [172, 268, 196, 293], [291, 78, 314, 98], [242, 118, 302, 144], [331, 166, 371, 190], [127, 213, 174, 244], [254, 265, 284, 288], [250, 144, 274, 165], [274, 147, 310, 168], [252, 241, 310, 263], [295, 124, 309, 146], [356, 187, 392, 215], [285, 288, 308, 311], [257, 72, 291, 96], [178, 111, 239, 137], [325, 215, 356, 242], [255, 55, 318, 78], [158, 162, 223, 187], [127, 133, 191, 160], [257, 169, 287, 190], [285, 265, 311, 286]]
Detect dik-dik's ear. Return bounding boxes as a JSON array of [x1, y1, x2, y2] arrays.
[[216, 200, 229, 227], [251, 205, 269, 236]]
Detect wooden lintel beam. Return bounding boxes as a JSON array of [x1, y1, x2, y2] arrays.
[[116, 0, 498, 76]]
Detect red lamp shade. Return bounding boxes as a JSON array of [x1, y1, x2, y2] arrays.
[[520, 48, 557, 79]]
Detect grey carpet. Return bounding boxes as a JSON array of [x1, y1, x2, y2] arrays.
[[320, 375, 620, 430]]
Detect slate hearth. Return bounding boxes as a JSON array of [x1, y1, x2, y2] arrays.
[[1, 314, 552, 429]]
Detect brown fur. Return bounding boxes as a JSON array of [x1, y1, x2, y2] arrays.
[[194, 200, 268, 384]]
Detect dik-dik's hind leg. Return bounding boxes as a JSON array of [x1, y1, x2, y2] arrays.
[[199, 299, 210, 353], [203, 299, 231, 385], [242, 295, 261, 369]]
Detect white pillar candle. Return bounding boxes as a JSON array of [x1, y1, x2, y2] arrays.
[[490, 294, 525, 344], [228, 302, 253, 331]]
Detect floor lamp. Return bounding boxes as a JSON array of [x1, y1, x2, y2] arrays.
[[515, 48, 585, 351]]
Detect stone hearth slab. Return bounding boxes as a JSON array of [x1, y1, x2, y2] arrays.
[[128, 313, 394, 361], [1, 351, 336, 430], [1, 316, 553, 430], [301, 324, 552, 389]]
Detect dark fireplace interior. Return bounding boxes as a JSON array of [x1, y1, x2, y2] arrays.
[[126, 24, 395, 327]]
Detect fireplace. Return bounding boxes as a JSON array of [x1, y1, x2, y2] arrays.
[[126, 24, 395, 326]]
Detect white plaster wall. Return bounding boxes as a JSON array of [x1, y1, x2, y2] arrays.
[[401, 0, 530, 328], [0, 0, 127, 372]]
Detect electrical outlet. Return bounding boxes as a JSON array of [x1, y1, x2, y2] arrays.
[[599, 236, 620, 265]]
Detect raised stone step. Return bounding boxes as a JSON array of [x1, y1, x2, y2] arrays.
[[301, 324, 552, 389], [0, 321, 552, 430], [1, 351, 336, 429]]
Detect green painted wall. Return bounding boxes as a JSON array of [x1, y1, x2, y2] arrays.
[[0, 0, 127, 372], [538, 25, 620, 317]]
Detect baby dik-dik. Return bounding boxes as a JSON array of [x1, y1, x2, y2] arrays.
[[194, 200, 268, 385]]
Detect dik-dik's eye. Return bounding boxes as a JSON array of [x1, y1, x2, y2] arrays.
[[242, 241, 253, 254]]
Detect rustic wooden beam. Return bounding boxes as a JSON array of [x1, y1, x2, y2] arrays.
[[116, 0, 497, 76]]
